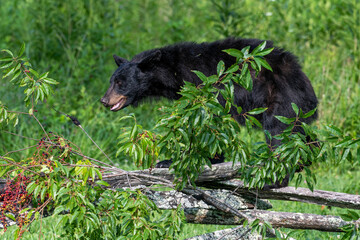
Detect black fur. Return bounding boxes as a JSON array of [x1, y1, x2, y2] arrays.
[[101, 38, 318, 173]]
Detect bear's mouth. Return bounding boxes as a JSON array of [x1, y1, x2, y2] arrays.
[[110, 96, 128, 111]]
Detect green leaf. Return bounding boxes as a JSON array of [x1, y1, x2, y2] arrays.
[[33, 185, 41, 198], [251, 41, 267, 55], [5, 213, 15, 221], [1, 49, 14, 57], [40, 186, 47, 201], [0, 62, 13, 70], [335, 138, 354, 148], [256, 47, 274, 57], [246, 115, 262, 128], [118, 115, 135, 122], [43, 77, 59, 85], [42, 83, 51, 96], [0, 57, 13, 62], [217, 60, 225, 76], [69, 211, 80, 224], [245, 70, 253, 91], [29, 68, 39, 78], [53, 205, 67, 216], [275, 115, 295, 124], [192, 70, 207, 82], [247, 107, 267, 115], [255, 57, 273, 71], [26, 181, 37, 193], [177, 128, 189, 144], [3, 67, 16, 78], [291, 103, 299, 115], [222, 48, 244, 58], [225, 63, 239, 74], [96, 180, 110, 187], [326, 125, 342, 137], [95, 168, 102, 180], [253, 57, 262, 73], [303, 107, 317, 118], [51, 183, 58, 200], [130, 123, 138, 139], [18, 43, 25, 57], [39, 71, 49, 79], [250, 60, 258, 72], [9, 70, 21, 82]]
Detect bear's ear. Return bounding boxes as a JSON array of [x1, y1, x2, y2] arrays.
[[138, 50, 162, 70], [113, 55, 128, 67]]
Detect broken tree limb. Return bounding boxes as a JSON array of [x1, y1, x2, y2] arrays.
[[188, 209, 350, 232], [103, 162, 241, 188], [185, 226, 258, 240], [208, 179, 360, 210], [143, 188, 351, 232], [144, 188, 272, 211], [101, 163, 360, 210], [1, 162, 358, 236]]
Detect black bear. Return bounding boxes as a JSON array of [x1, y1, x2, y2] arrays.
[[101, 38, 318, 178]]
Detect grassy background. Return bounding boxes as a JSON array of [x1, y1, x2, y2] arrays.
[[0, 0, 359, 239]]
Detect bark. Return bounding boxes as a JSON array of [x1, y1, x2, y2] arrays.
[[0, 162, 358, 234], [185, 227, 260, 240], [143, 188, 351, 232], [144, 189, 272, 211], [209, 179, 360, 210], [102, 162, 240, 188], [102, 163, 360, 210], [185, 209, 349, 232]]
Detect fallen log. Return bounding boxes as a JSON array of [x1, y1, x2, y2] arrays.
[[144, 188, 351, 232], [102, 163, 360, 210], [1, 162, 358, 237], [204, 179, 360, 210]]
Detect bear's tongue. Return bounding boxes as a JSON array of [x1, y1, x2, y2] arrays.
[[110, 98, 125, 111], [110, 102, 121, 111]]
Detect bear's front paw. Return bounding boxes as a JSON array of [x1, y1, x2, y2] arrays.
[[155, 159, 173, 168]]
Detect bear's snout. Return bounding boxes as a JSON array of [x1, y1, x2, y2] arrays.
[[100, 97, 109, 107]]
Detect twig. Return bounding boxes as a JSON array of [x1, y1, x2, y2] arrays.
[[51, 107, 115, 165], [70, 150, 119, 170], [31, 113, 52, 144], [77, 124, 115, 165], [1, 130, 40, 141], [0, 156, 41, 176], [2, 145, 38, 156]]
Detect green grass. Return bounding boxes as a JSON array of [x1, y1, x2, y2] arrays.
[[0, 0, 359, 239]]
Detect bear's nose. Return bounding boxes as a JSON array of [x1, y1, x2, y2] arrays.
[[100, 97, 109, 106]]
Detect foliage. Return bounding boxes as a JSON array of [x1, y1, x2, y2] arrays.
[[115, 43, 359, 237], [0, 45, 184, 240], [118, 43, 359, 192], [0, 0, 359, 239], [0, 44, 58, 112]]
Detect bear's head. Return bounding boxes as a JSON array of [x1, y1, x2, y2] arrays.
[[101, 50, 161, 111]]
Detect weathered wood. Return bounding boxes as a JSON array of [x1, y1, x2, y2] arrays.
[[103, 162, 241, 188], [185, 226, 260, 240], [1, 162, 358, 234], [185, 209, 350, 232], [142, 188, 351, 232], [244, 210, 350, 232], [145, 189, 272, 210], [209, 179, 360, 210], [101, 163, 360, 210]]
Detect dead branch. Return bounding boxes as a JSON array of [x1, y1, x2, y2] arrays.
[[101, 163, 360, 210]]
